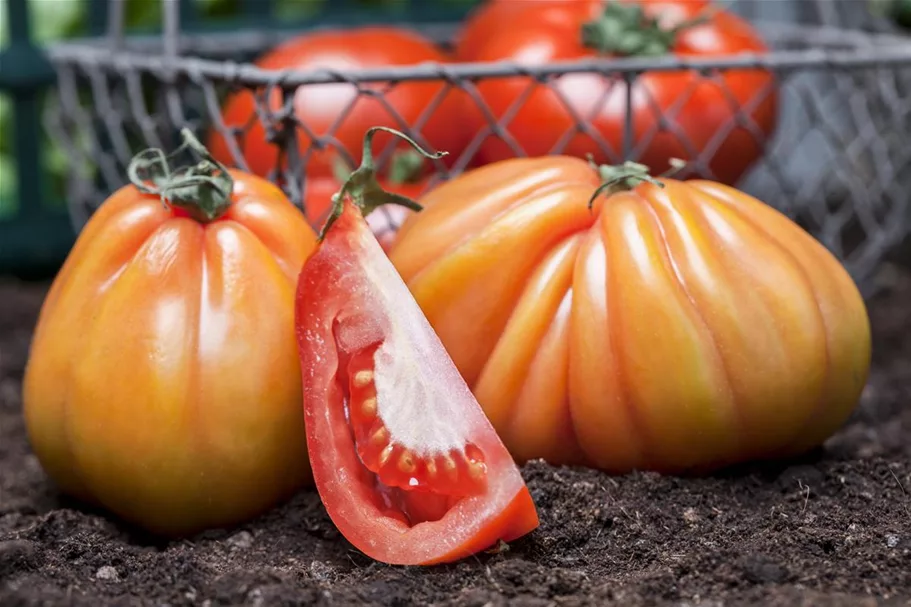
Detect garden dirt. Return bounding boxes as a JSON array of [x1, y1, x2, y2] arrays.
[[1, 265, 909, 606]]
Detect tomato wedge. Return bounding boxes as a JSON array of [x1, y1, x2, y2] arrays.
[[294, 128, 540, 565]]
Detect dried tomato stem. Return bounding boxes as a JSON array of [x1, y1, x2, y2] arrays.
[[319, 127, 447, 241], [127, 128, 234, 223]]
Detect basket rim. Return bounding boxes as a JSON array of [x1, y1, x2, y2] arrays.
[[43, 20, 911, 87]]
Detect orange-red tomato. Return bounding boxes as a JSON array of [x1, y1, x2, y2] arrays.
[[388, 156, 872, 473], [206, 27, 471, 181], [454, 0, 778, 186], [22, 142, 319, 536]]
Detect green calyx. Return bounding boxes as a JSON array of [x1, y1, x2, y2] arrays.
[[586, 156, 687, 210], [580, 1, 708, 57], [319, 127, 448, 241], [127, 128, 234, 223]]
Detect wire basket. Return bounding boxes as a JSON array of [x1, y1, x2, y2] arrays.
[[42, 0, 911, 297]]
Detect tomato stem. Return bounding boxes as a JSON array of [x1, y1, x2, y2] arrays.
[[586, 156, 688, 210], [330, 148, 427, 187], [319, 127, 447, 241], [127, 128, 234, 223], [580, 1, 709, 56]]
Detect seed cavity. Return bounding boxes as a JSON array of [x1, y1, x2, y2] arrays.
[[345, 346, 489, 497]]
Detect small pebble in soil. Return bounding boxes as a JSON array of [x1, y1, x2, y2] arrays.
[[885, 534, 900, 548], [309, 560, 333, 582], [95, 566, 120, 582], [682, 507, 700, 524], [226, 530, 253, 550]]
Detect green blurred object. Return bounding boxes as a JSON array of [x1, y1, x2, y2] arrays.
[[870, 0, 911, 28], [0, 94, 16, 218], [0, 0, 481, 279]]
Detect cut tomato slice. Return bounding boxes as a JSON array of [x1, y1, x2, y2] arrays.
[[294, 128, 539, 565]]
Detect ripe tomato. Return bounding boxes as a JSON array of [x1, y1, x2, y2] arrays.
[[207, 27, 470, 181], [302, 151, 431, 251], [454, 0, 779, 186], [22, 130, 318, 536], [388, 156, 871, 473], [295, 127, 539, 565]]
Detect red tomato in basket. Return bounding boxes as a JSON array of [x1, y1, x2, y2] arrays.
[[454, 0, 779, 186], [207, 27, 470, 181], [294, 128, 539, 565], [23, 132, 318, 536], [388, 155, 871, 473]]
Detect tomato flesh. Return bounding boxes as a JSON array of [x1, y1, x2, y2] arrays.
[[295, 199, 539, 565]]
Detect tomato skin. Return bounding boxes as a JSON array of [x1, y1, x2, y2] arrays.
[[455, 0, 778, 186], [207, 27, 470, 181], [22, 171, 318, 536], [295, 198, 538, 565], [388, 156, 871, 473], [454, 0, 601, 61]]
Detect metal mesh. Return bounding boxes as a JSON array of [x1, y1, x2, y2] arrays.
[[41, 3, 911, 297]]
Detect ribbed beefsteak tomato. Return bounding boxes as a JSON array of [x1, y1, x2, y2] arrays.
[[295, 128, 539, 565], [207, 27, 469, 182], [388, 155, 871, 473], [454, 0, 778, 186], [23, 130, 318, 536]]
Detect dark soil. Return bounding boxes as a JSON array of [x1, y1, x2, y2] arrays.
[[1, 266, 910, 607]]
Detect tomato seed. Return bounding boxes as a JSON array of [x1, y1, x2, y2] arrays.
[[379, 444, 395, 467], [353, 370, 374, 389], [441, 455, 458, 480], [467, 461, 486, 482], [362, 397, 378, 417], [369, 426, 389, 445], [398, 452, 417, 474]]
